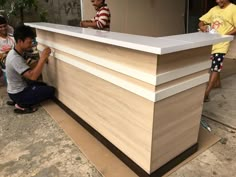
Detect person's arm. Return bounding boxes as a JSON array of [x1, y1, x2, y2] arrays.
[[80, 7, 110, 30], [226, 11, 236, 35], [23, 47, 51, 80], [199, 7, 212, 32], [96, 8, 110, 29], [198, 21, 209, 32], [80, 20, 97, 28], [225, 27, 236, 35]]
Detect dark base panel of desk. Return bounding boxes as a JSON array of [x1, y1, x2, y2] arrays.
[[54, 98, 198, 177]]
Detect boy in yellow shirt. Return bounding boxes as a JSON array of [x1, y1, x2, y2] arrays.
[[199, 0, 236, 102]]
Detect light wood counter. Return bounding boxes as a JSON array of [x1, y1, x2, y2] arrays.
[[25, 22, 233, 176]]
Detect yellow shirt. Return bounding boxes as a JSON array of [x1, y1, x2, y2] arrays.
[[199, 3, 236, 54]]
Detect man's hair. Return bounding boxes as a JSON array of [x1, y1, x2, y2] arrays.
[[14, 25, 36, 42], [0, 16, 7, 25]]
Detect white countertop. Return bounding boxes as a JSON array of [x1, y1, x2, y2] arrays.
[[25, 22, 233, 55]]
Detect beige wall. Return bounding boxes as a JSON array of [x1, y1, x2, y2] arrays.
[[225, 38, 236, 59], [81, 0, 186, 37]]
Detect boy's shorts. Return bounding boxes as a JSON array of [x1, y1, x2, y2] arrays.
[[210, 53, 225, 72]]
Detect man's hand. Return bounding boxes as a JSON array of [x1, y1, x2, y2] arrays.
[[80, 20, 89, 28], [40, 47, 51, 62], [23, 47, 51, 81], [80, 20, 94, 28], [80, 21, 85, 27]]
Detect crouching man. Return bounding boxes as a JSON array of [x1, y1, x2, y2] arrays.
[[6, 25, 55, 114]]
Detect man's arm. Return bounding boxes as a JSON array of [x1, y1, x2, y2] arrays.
[[23, 47, 51, 81], [80, 20, 97, 28], [80, 7, 110, 30]]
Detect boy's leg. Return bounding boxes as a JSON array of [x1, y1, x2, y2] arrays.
[[205, 71, 218, 100], [204, 53, 225, 101], [214, 73, 221, 88]]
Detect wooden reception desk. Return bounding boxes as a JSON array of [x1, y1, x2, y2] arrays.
[[25, 23, 233, 176]]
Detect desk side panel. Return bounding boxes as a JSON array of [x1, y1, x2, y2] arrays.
[[150, 84, 205, 172], [157, 47, 211, 74]]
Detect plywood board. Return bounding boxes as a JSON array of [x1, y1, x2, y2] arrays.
[[43, 101, 220, 177]]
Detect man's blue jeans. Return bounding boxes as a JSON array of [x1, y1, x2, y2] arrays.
[[8, 81, 55, 108]]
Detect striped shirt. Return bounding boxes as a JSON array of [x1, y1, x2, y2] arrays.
[[92, 5, 111, 31]]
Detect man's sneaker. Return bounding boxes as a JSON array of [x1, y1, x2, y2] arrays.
[[6, 100, 15, 106], [14, 107, 38, 114]]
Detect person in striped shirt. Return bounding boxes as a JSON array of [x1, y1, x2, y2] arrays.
[[80, 0, 111, 31]]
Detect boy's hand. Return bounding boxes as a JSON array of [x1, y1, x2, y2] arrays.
[[199, 25, 209, 32]]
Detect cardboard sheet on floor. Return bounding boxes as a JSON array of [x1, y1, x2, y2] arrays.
[[43, 101, 220, 177]]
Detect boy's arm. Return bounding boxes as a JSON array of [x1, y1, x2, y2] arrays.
[[199, 8, 212, 32], [226, 10, 236, 35], [198, 21, 209, 32], [225, 27, 236, 35]]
